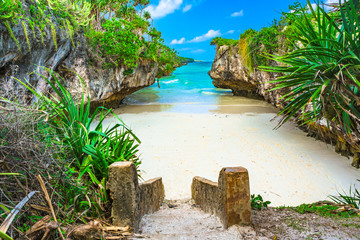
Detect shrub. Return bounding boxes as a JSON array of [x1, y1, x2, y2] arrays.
[[260, 0, 360, 149], [251, 194, 271, 210], [210, 37, 239, 46], [18, 70, 141, 206], [87, 19, 143, 69]]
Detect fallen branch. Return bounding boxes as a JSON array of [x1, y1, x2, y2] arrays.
[[0, 191, 37, 233], [36, 175, 65, 240]]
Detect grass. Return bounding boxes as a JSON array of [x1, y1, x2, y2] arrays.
[[284, 217, 306, 232], [330, 181, 360, 209], [277, 203, 360, 219]]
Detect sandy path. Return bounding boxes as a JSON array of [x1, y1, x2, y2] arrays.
[[139, 201, 252, 240], [137, 201, 360, 240], [103, 103, 360, 207]]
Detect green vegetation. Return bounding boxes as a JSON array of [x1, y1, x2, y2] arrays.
[[210, 3, 307, 68], [0, 70, 141, 237], [251, 194, 271, 210], [0, 0, 181, 76], [330, 181, 360, 209], [260, 0, 360, 150], [210, 37, 238, 46], [278, 202, 360, 219], [1, 0, 92, 51], [179, 57, 195, 64], [0, 0, 185, 236]]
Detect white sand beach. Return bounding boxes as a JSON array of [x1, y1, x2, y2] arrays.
[[103, 101, 360, 207]]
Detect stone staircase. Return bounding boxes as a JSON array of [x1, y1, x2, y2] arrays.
[[107, 162, 253, 239], [138, 201, 261, 240]]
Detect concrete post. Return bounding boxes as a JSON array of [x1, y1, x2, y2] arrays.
[[107, 162, 140, 231], [218, 167, 252, 228]]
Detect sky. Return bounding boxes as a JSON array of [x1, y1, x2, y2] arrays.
[[146, 0, 337, 61]]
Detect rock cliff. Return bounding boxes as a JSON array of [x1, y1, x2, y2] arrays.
[[209, 44, 286, 108], [0, 8, 157, 108]]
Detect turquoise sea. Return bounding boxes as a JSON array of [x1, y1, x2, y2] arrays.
[[123, 62, 232, 105], [120, 61, 274, 114]]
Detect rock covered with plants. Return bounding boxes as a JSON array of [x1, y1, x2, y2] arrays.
[[0, 0, 182, 108]]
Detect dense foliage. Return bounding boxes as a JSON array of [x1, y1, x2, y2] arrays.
[[0, 0, 181, 75], [179, 57, 195, 64], [0, 70, 142, 238], [0, 0, 92, 50], [210, 37, 238, 46], [261, 0, 360, 150]]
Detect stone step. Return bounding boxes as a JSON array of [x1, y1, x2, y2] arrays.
[[138, 201, 261, 240]]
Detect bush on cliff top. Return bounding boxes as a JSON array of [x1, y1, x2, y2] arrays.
[[210, 37, 239, 46], [210, 3, 307, 67]]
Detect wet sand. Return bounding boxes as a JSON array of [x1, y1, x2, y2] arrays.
[[104, 100, 360, 206]]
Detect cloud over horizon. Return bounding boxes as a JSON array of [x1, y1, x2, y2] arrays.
[[231, 10, 243, 17], [145, 0, 183, 19], [188, 29, 221, 43], [226, 30, 235, 34]]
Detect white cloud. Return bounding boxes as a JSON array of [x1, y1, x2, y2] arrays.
[[226, 30, 235, 34], [192, 49, 205, 53], [170, 37, 186, 45], [179, 48, 190, 51], [231, 10, 244, 17], [188, 30, 222, 43], [183, 4, 192, 12], [145, 0, 183, 19], [324, 0, 338, 11]]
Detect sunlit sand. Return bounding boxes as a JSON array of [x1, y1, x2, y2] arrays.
[[103, 99, 360, 206]]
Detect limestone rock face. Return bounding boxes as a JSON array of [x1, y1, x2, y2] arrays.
[[209, 44, 286, 108], [0, 6, 157, 107]]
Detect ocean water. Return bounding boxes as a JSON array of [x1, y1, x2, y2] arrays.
[[121, 61, 273, 113], [123, 61, 232, 105]]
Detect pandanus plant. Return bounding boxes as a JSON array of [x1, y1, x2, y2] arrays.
[[18, 70, 141, 204], [261, 0, 360, 149]]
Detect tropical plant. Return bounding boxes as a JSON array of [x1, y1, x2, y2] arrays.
[[0, 230, 13, 240], [18, 70, 141, 196], [260, 0, 360, 149], [251, 194, 271, 210], [87, 18, 143, 69], [330, 180, 360, 209]]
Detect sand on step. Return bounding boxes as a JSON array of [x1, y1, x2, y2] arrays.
[[138, 201, 258, 240]]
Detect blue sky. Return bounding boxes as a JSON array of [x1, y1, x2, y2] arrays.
[[146, 0, 334, 61]]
